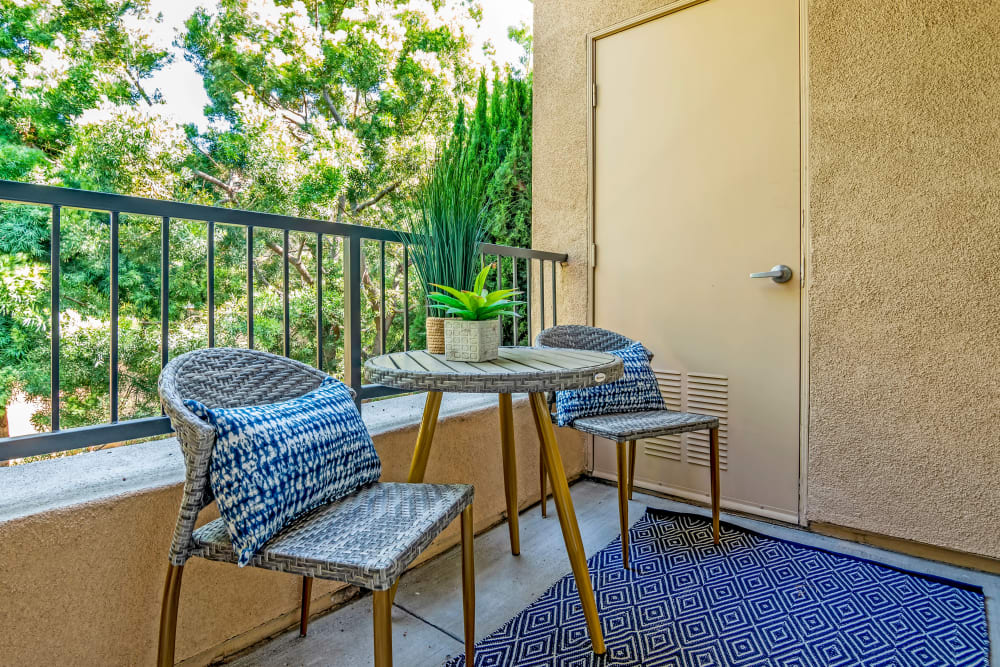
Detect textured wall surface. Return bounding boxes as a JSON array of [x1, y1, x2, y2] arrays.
[[534, 0, 1000, 558], [533, 0, 666, 328], [0, 397, 582, 666], [806, 1, 1000, 557]]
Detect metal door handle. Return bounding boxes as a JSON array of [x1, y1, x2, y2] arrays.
[[749, 264, 793, 283]]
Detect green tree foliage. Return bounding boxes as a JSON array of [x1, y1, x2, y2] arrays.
[[0, 0, 531, 452]]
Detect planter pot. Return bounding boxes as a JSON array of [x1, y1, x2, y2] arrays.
[[444, 318, 500, 362], [426, 317, 447, 354]]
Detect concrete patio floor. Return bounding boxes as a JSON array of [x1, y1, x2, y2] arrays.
[[227, 479, 1000, 667]]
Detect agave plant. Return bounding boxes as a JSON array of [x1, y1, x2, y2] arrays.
[[428, 265, 523, 321]]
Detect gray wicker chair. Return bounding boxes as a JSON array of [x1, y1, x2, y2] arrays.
[[535, 325, 721, 566], [156, 348, 474, 667]]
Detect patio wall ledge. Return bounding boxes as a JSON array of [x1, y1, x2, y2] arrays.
[[0, 392, 587, 667]]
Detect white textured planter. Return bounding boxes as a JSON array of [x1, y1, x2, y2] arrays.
[[444, 318, 500, 362]]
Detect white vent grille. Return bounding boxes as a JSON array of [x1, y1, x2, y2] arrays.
[[684, 372, 728, 470], [644, 370, 682, 460]]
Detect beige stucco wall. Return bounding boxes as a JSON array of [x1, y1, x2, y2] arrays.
[[534, 0, 1000, 558], [805, 1, 1000, 558], [0, 397, 584, 666]]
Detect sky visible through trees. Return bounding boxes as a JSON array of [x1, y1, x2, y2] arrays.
[[0, 0, 533, 453]]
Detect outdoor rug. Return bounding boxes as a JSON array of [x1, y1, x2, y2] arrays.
[[444, 508, 989, 666]]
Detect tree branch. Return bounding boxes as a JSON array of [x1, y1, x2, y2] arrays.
[[266, 241, 315, 285], [192, 169, 238, 204], [352, 179, 402, 213], [322, 89, 346, 127]]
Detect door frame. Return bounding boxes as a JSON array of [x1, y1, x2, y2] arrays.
[[584, 0, 811, 526]]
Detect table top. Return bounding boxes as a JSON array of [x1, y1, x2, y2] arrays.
[[364, 347, 624, 394]]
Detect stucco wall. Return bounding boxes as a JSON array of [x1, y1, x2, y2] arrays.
[[534, 0, 1000, 558], [805, 2, 1000, 558], [0, 396, 584, 666]]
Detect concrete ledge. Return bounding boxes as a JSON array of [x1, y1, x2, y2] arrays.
[[0, 392, 505, 523]]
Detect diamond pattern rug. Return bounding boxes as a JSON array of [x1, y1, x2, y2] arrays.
[[444, 508, 988, 666]]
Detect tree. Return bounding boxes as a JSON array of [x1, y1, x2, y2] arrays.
[[0, 0, 500, 449]]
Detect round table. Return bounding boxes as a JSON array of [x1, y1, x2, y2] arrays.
[[365, 346, 623, 655]]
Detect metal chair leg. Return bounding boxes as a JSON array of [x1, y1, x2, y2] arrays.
[[530, 399, 548, 517], [157, 564, 184, 667], [616, 442, 630, 569], [628, 440, 636, 500], [373, 589, 392, 667], [460, 505, 475, 665], [709, 427, 721, 544], [299, 576, 313, 637]]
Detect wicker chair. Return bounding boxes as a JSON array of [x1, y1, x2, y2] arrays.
[[156, 348, 474, 667], [535, 325, 721, 566]]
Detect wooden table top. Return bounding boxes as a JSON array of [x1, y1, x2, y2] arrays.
[[364, 347, 623, 394]]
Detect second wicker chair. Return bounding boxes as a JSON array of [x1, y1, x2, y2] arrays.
[[535, 325, 721, 568]]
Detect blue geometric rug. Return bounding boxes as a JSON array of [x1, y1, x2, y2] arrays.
[[444, 508, 989, 666]]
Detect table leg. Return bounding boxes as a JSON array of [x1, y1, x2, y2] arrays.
[[528, 392, 606, 655], [529, 396, 548, 517], [498, 393, 520, 555], [406, 391, 443, 483], [390, 390, 443, 603]]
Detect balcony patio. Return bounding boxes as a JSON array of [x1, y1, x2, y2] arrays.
[[3, 0, 1000, 666]]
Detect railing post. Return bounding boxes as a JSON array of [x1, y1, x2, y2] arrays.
[[316, 233, 323, 370], [282, 229, 290, 357], [160, 216, 169, 369], [110, 211, 119, 423], [343, 235, 363, 408], [207, 221, 215, 348], [247, 226, 254, 349], [50, 205, 60, 432]]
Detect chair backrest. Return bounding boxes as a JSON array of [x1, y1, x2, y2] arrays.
[[158, 347, 333, 565], [535, 325, 647, 357]]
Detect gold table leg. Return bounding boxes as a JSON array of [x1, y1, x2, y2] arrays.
[[498, 393, 520, 555], [389, 390, 443, 603], [616, 442, 631, 569], [529, 392, 606, 655], [407, 391, 443, 483], [460, 505, 476, 665]]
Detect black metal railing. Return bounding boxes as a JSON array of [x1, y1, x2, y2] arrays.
[[0, 180, 566, 461]]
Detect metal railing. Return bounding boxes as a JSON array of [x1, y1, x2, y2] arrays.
[[0, 180, 566, 461]]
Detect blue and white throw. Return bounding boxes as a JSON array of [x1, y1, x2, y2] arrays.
[[556, 342, 665, 426], [185, 377, 381, 566]]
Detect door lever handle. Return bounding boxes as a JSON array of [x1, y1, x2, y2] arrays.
[[749, 264, 793, 283]]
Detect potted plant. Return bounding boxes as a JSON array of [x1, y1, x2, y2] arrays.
[[429, 264, 522, 362], [402, 141, 487, 353]]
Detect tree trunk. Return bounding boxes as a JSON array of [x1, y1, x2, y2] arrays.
[[0, 407, 9, 467]]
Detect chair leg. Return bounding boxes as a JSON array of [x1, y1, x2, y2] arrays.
[[157, 564, 184, 667], [709, 427, 721, 544], [299, 576, 313, 637], [460, 505, 475, 665], [529, 397, 548, 517], [616, 442, 631, 569], [628, 440, 636, 500], [373, 589, 392, 667]]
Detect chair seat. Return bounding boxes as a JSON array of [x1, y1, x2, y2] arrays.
[[567, 410, 719, 442], [190, 482, 473, 590]]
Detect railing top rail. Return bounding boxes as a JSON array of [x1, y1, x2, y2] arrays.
[[0, 179, 401, 242], [0, 180, 570, 263]]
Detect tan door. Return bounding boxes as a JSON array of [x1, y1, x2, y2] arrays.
[[591, 0, 801, 521]]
